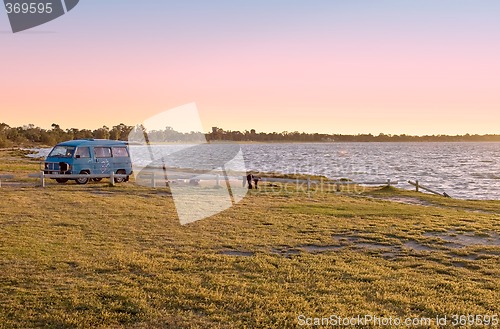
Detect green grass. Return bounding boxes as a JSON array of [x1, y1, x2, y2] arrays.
[[366, 185, 500, 214], [0, 150, 499, 328], [0, 148, 41, 175]]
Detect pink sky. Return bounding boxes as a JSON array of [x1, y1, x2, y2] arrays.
[[1, 1, 499, 135]]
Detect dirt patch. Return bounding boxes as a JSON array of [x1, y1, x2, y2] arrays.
[[424, 230, 500, 247], [269, 231, 500, 260], [449, 253, 479, 261], [271, 247, 301, 258], [0, 182, 34, 187], [299, 245, 343, 253], [355, 242, 393, 250], [380, 251, 402, 259], [368, 195, 434, 207], [403, 241, 436, 252], [91, 191, 115, 196], [219, 250, 254, 257], [443, 242, 464, 249], [331, 234, 360, 244]]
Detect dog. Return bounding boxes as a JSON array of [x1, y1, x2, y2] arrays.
[[247, 174, 261, 189]]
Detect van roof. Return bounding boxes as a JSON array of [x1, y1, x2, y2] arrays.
[[56, 139, 128, 147]]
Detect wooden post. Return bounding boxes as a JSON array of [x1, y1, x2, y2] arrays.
[[415, 180, 419, 192], [336, 182, 341, 192], [408, 180, 449, 197], [151, 172, 156, 188], [110, 172, 115, 187], [307, 177, 310, 192], [387, 179, 391, 186], [40, 171, 45, 188]]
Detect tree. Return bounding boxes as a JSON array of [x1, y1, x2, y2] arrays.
[[110, 123, 133, 141], [93, 126, 110, 139]]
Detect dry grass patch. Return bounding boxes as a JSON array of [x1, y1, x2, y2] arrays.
[[0, 151, 499, 328]]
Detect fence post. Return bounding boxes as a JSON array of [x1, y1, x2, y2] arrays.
[[151, 172, 156, 188], [307, 177, 310, 192], [387, 179, 391, 187], [110, 172, 115, 187], [336, 182, 341, 192], [415, 180, 419, 192], [40, 171, 45, 188]]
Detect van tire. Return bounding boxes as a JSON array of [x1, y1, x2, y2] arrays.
[[76, 171, 90, 185], [114, 170, 127, 183]]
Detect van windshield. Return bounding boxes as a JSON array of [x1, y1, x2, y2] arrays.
[[48, 146, 76, 158]]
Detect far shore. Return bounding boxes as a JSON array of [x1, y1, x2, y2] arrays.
[[3, 139, 500, 151]]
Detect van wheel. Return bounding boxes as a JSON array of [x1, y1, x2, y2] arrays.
[[56, 178, 68, 183], [114, 170, 127, 183], [76, 171, 90, 185]]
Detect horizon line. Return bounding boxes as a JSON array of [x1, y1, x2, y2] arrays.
[[1, 122, 500, 138]]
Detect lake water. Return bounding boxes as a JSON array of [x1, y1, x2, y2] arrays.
[[240, 142, 500, 200], [30, 142, 500, 200]]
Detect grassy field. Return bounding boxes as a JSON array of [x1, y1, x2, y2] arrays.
[[0, 149, 499, 328]]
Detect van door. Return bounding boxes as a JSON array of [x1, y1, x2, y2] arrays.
[[93, 146, 112, 174], [73, 147, 92, 173], [111, 146, 131, 173]]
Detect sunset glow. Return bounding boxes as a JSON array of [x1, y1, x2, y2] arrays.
[[1, 1, 499, 135]]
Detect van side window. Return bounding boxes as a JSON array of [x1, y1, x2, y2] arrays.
[[95, 147, 112, 158], [75, 147, 90, 158], [112, 147, 129, 158]]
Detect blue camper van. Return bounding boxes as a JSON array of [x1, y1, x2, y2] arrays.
[[44, 139, 133, 184]]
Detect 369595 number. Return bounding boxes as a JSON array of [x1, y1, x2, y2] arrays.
[[5, 2, 53, 14], [451, 314, 499, 326]]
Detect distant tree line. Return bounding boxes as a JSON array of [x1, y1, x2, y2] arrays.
[[1, 123, 500, 147], [0, 123, 134, 147], [0, 123, 207, 147], [206, 127, 500, 143]]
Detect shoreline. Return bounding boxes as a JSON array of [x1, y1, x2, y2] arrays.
[[4, 139, 500, 149]]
